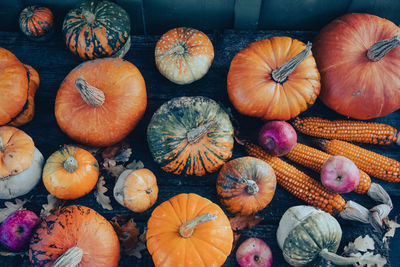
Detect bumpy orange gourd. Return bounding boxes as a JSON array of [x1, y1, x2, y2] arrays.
[[55, 58, 147, 147], [217, 157, 276, 215], [42, 146, 99, 199], [155, 27, 214, 84], [147, 193, 233, 267], [29, 205, 120, 267], [227, 37, 320, 120]]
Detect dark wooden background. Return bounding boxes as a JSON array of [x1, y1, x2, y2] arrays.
[[0, 30, 399, 266]]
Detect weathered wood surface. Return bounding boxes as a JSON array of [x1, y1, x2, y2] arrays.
[[0, 30, 399, 266]]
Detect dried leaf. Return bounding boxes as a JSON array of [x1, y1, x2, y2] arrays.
[[114, 148, 132, 162], [111, 218, 146, 258], [344, 235, 375, 253], [350, 252, 387, 267], [102, 139, 130, 160], [0, 198, 28, 223], [383, 219, 400, 243], [0, 251, 28, 257], [126, 241, 146, 259], [229, 214, 263, 231], [126, 160, 144, 171], [103, 159, 127, 178], [111, 213, 132, 224], [40, 195, 65, 219], [73, 144, 101, 155], [94, 176, 113, 210]]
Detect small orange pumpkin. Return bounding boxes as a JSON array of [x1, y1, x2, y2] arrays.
[[29, 205, 120, 267], [114, 168, 158, 213], [55, 58, 147, 147], [19, 6, 54, 41], [155, 27, 214, 84], [217, 157, 277, 215], [147, 193, 233, 267], [42, 146, 99, 200]]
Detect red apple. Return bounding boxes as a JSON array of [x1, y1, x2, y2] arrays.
[[258, 121, 297, 156], [236, 237, 273, 267], [0, 210, 40, 251], [321, 156, 360, 193]]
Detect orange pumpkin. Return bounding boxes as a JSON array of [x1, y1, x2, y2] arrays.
[[155, 27, 214, 84], [313, 13, 400, 119], [114, 168, 158, 213], [227, 37, 320, 120], [29, 205, 120, 267], [55, 58, 147, 147], [19, 6, 54, 41], [147, 193, 233, 267], [216, 157, 277, 215], [42, 146, 99, 200]]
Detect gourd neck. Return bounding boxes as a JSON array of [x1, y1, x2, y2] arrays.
[[52, 246, 83, 267], [63, 156, 78, 173], [319, 248, 359, 265], [271, 42, 312, 83], [179, 212, 217, 238], [82, 10, 95, 24], [75, 77, 105, 108], [187, 121, 217, 144], [367, 35, 400, 61], [239, 178, 259, 195]]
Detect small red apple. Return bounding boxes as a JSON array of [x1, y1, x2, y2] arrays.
[[258, 121, 297, 156], [321, 156, 360, 193], [236, 237, 273, 267]]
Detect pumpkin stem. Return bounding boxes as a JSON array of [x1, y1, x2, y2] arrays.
[[63, 156, 78, 173], [82, 10, 95, 24], [367, 35, 400, 61], [75, 77, 105, 108], [239, 178, 259, 195], [0, 137, 4, 152], [145, 188, 153, 194], [187, 121, 217, 144], [319, 248, 359, 265], [52, 246, 83, 267], [179, 212, 217, 238], [271, 42, 312, 83], [367, 183, 393, 208]]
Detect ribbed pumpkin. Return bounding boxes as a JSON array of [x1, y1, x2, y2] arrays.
[[147, 193, 233, 267], [62, 0, 131, 60], [155, 27, 214, 84], [29, 205, 120, 267], [147, 96, 234, 176], [42, 146, 99, 200], [19, 6, 54, 41], [227, 37, 320, 120], [55, 58, 147, 147], [216, 157, 277, 215], [314, 13, 400, 119], [114, 168, 158, 213]]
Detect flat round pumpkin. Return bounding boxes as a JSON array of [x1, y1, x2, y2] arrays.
[[147, 96, 234, 176], [55, 58, 147, 147]]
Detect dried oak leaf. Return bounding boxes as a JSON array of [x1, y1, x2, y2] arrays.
[[344, 235, 375, 254], [94, 176, 113, 210], [103, 159, 127, 178], [351, 252, 387, 267], [126, 160, 144, 171], [111, 218, 146, 258], [383, 219, 400, 243], [102, 139, 130, 160], [114, 148, 132, 162], [40, 195, 65, 219], [229, 214, 262, 251], [0, 198, 28, 223]]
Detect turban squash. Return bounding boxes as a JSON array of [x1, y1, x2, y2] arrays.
[[19, 6, 54, 41]]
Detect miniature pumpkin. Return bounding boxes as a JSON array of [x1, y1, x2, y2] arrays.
[[55, 58, 147, 147], [314, 13, 400, 119], [29, 205, 120, 267], [42, 146, 99, 200], [19, 6, 54, 41], [216, 157, 276, 215], [0, 126, 44, 199], [277, 206, 359, 266], [147, 193, 233, 267], [63, 0, 131, 59], [114, 168, 158, 213], [227, 37, 320, 120], [147, 96, 234, 176], [155, 27, 214, 84]]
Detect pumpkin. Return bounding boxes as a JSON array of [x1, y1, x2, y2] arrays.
[[62, 0, 131, 60], [0, 126, 44, 199], [147, 193, 233, 267], [29, 205, 120, 267], [55, 58, 147, 147], [313, 13, 400, 119], [114, 168, 158, 213], [42, 146, 99, 200], [227, 37, 320, 120], [19, 6, 54, 41], [155, 27, 214, 84], [277, 206, 359, 266], [216, 156, 277, 215], [147, 96, 234, 176]]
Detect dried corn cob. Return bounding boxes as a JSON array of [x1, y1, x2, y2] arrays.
[[316, 139, 400, 183], [293, 117, 399, 145], [285, 143, 371, 194]]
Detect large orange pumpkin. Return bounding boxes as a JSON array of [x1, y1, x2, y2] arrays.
[[29, 205, 120, 267], [227, 37, 320, 120], [313, 13, 400, 119], [55, 58, 147, 147], [147, 193, 233, 267]]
